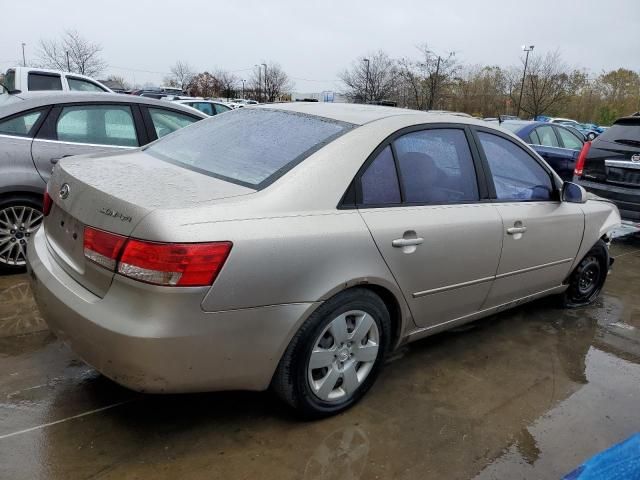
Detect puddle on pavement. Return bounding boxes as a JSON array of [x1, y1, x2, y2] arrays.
[[0, 237, 638, 479], [0, 274, 46, 338]]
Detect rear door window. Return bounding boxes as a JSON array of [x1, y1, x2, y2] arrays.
[[361, 146, 401, 205], [0, 110, 44, 136], [214, 103, 231, 114], [478, 131, 554, 201], [146, 109, 352, 188], [556, 127, 583, 150], [67, 77, 107, 92], [148, 108, 199, 138], [56, 105, 138, 146], [393, 128, 479, 204], [28, 73, 62, 91], [534, 126, 560, 147], [192, 102, 214, 116]]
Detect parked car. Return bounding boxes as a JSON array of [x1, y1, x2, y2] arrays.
[[174, 99, 232, 116], [27, 104, 620, 417], [549, 118, 599, 140], [495, 120, 585, 180], [1, 67, 112, 101], [0, 92, 207, 270], [575, 114, 640, 222], [232, 98, 259, 105]]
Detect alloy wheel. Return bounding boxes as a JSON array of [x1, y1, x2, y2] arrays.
[[0, 206, 43, 266], [307, 310, 380, 402]]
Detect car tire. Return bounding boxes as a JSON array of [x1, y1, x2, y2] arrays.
[[561, 239, 609, 308], [0, 195, 44, 274], [272, 288, 392, 419]]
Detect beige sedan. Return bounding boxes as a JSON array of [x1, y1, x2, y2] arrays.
[[27, 103, 620, 418]]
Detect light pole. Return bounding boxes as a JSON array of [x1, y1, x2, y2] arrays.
[[66, 50, 70, 71], [261, 63, 267, 102], [21, 43, 26, 67], [516, 45, 534, 118], [363, 58, 370, 104], [254, 64, 261, 102], [242, 79, 246, 99]]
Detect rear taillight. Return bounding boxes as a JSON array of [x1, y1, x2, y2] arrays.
[[43, 189, 53, 216], [574, 140, 592, 177], [83, 226, 232, 287], [84, 227, 127, 271]]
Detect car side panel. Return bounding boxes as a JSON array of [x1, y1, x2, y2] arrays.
[[0, 135, 46, 195]]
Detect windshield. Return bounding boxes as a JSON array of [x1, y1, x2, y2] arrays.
[[499, 122, 525, 133], [145, 108, 353, 188]]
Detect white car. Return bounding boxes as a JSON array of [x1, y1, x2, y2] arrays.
[[174, 99, 232, 116], [1, 67, 112, 96]]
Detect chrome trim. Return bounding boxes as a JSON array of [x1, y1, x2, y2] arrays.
[[406, 285, 567, 340], [605, 159, 640, 171], [412, 258, 573, 298], [413, 275, 494, 298], [32, 138, 137, 149], [494, 258, 573, 280], [0, 133, 32, 141]]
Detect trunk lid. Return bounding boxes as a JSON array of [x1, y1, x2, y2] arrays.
[[44, 150, 254, 297]]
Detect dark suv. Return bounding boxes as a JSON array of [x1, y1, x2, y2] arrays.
[[575, 114, 640, 222]]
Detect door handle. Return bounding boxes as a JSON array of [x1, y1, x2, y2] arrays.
[[392, 237, 424, 248], [506, 226, 527, 235]]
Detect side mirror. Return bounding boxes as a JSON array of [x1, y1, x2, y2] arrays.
[[562, 182, 587, 204]]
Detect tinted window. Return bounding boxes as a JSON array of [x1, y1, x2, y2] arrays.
[[146, 109, 351, 188], [361, 146, 401, 205], [528, 129, 541, 144], [148, 108, 199, 138], [556, 127, 583, 150], [28, 73, 62, 91], [67, 78, 106, 92], [535, 126, 560, 147], [0, 110, 43, 136], [56, 105, 138, 146], [597, 121, 640, 144], [393, 129, 479, 204], [214, 103, 231, 114], [478, 132, 554, 201], [192, 102, 214, 116]]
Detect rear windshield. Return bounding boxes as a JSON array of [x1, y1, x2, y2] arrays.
[[596, 121, 640, 146], [145, 108, 353, 188]]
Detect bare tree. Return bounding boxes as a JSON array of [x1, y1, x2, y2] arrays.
[[166, 61, 195, 90], [38, 30, 106, 77], [248, 62, 293, 103], [186, 72, 220, 98], [216, 70, 239, 100], [509, 51, 571, 118], [339, 51, 397, 103]]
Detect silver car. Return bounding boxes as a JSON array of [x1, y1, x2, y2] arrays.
[[27, 103, 621, 418], [0, 92, 207, 271]]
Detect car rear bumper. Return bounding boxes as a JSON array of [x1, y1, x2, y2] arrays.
[[577, 179, 640, 222], [27, 228, 318, 393]]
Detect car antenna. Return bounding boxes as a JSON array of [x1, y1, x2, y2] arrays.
[[498, 114, 503, 125]]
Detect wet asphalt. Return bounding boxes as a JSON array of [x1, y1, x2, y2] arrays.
[[0, 232, 639, 480]]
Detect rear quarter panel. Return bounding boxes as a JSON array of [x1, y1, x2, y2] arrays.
[[0, 136, 45, 195]]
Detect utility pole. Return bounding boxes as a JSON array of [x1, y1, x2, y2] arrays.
[[21, 43, 26, 67], [363, 58, 370, 104], [242, 79, 245, 99], [66, 51, 70, 71], [517, 45, 534, 118], [255, 64, 261, 102], [261, 63, 267, 102]]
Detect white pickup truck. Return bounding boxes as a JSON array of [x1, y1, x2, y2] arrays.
[[1, 67, 113, 95]]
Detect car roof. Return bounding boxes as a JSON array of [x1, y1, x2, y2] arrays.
[[0, 92, 208, 118], [257, 102, 488, 127]]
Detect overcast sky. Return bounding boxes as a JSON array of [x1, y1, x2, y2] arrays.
[[1, 0, 639, 92]]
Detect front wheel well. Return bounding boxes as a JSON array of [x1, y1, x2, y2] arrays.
[[354, 284, 404, 350]]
